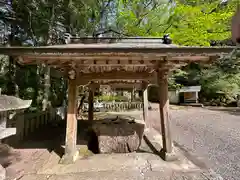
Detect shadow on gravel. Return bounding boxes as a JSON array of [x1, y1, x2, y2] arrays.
[[205, 107, 240, 116], [137, 134, 169, 160], [173, 141, 209, 170]]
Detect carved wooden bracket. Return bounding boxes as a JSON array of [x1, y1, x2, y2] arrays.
[[141, 81, 149, 89], [68, 69, 76, 80], [89, 82, 100, 90]]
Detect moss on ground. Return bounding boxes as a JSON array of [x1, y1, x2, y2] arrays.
[[78, 145, 94, 158]]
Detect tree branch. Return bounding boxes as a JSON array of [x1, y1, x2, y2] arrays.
[[134, 0, 161, 27]]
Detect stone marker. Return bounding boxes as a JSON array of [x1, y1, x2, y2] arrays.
[[91, 116, 145, 153]]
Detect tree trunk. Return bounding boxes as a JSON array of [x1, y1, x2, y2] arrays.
[[6, 56, 18, 96], [65, 0, 73, 33], [42, 4, 55, 111], [42, 65, 51, 111], [6, 22, 19, 97]]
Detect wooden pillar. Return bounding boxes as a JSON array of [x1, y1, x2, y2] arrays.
[[196, 91, 199, 103], [131, 88, 134, 102], [157, 70, 176, 161], [142, 82, 149, 125], [131, 87, 136, 102], [88, 86, 94, 122], [60, 70, 79, 164]]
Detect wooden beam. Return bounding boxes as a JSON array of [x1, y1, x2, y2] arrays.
[[22, 55, 165, 62], [167, 56, 211, 61], [21, 55, 216, 66], [77, 71, 153, 82], [98, 80, 142, 84], [104, 83, 142, 90], [22, 59, 157, 69], [89, 82, 100, 89]]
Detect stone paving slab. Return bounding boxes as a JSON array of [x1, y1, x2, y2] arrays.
[[20, 173, 143, 180], [38, 152, 171, 174], [4, 148, 51, 180], [33, 126, 220, 180], [20, 171, 219, 180]]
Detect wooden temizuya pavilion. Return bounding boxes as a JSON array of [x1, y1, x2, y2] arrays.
[[0, 37, 234, 163]]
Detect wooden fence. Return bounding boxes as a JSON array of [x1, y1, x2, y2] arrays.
[[5, 107, 64, 145], [102, 102, 143, 112], [2, 102, 143, 145]]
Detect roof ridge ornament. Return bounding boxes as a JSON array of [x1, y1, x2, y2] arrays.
[[162, 34, 172, 44]]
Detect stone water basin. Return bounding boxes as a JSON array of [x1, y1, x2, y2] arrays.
[[88, 115, 145, 154]]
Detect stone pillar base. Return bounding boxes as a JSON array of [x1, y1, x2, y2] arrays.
[[59, 150, 80, 164], [160, 149, 178, 162]]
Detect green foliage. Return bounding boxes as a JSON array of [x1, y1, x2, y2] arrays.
[[198, 48, 240, 105], [116, 0, 238, 46], [116, 0, 172, 36], [166, 1, 233, 46], [168, 69, 186, 90]]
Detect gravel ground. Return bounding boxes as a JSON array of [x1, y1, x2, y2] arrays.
[[149, 105, 240, 180]]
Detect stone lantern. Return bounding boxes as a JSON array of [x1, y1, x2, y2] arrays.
[[0, 95, 31, 179], [0, 95, 32, 140]]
